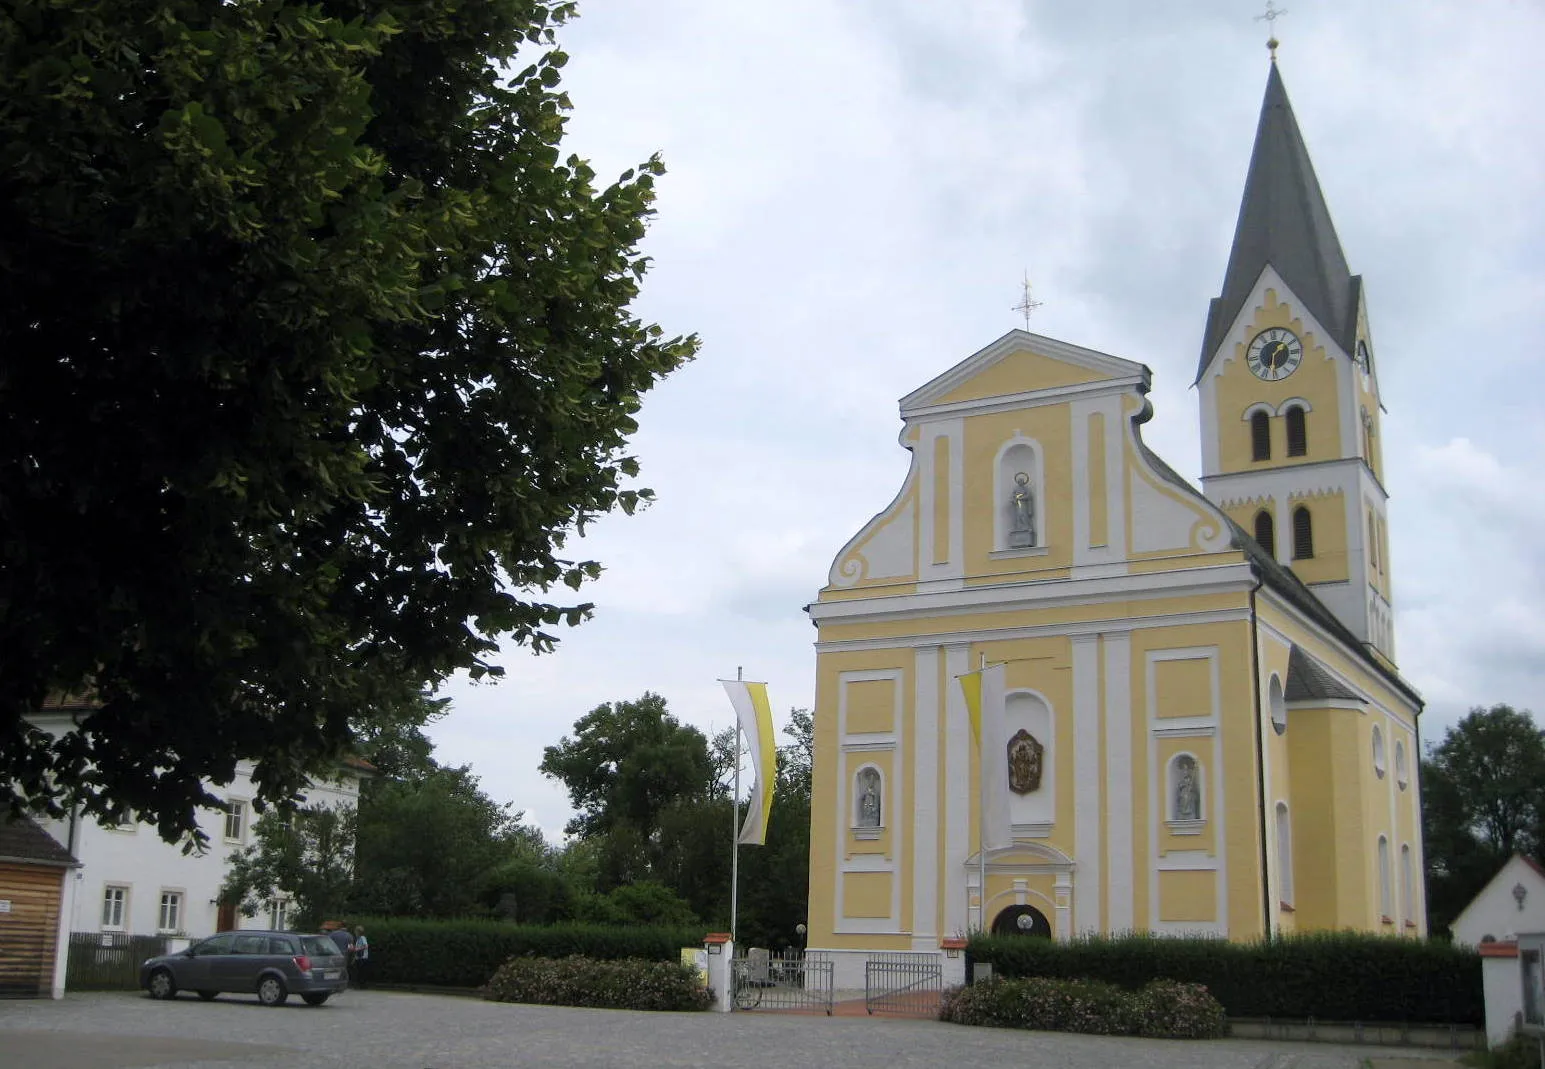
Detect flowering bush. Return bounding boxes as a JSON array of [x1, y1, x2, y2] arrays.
[[939, 976, 1225, 1039], [482, 955, 713, 1012]]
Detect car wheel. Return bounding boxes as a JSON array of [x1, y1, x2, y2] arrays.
[[302, 993, 330, 1006], [197, 990, 219, 1001], [257, 976, 288, 1006], [147, 968, 177, 1000]]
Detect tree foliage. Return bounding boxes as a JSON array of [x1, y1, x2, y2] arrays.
[[0, 0, 694, 838], [1422, 704, 1545, 936], [222, 803, 357, 930]]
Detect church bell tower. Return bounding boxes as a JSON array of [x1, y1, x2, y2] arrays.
[[1195, 59, 1395, 662]]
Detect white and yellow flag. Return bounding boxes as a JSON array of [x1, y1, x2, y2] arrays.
[[721, 680, 777, 845], [958, 662, 1011, 852]]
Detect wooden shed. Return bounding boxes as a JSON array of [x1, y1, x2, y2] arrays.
[[0, 815, 78, 998]]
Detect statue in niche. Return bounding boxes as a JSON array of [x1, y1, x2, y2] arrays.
[[1008, 472, 1036, 547], [1174, 755, 1201, 821], [1006, 729, 1044, 794], [856, 768, 881, 828]]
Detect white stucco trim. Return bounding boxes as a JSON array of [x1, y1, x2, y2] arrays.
[[834, 668, 904, 935], [816, 607, 1253, 655], [1072, 635, 1101, 934], [900, 329, 1150, 416], [1104, 633, 1133, 932], [912, 646, 941, 943], [943, 644, 971, 938]]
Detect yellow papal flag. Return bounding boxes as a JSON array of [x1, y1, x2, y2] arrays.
[[720, 680, 777, 845]]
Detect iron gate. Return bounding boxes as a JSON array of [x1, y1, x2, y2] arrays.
[[865, 952, 942, 1017], [731, 949, 833, 1014]]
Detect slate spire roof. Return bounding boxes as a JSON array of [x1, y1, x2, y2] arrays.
[[1197, 62, 1361, 382]]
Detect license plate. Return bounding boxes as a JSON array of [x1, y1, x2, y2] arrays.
[[320, 970, 338, 979]]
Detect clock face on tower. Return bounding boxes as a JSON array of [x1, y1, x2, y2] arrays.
[[1246, 327, 1303, 381]]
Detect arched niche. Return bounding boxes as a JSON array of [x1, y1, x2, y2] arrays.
[[1167, 752, 1204, 824], [852, 764, 884, 834], [1005, 689, 1054, 834], [994, 437, 1045, 552]]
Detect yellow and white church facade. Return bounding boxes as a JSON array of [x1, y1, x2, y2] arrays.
[[805, 62, 1424, 983]]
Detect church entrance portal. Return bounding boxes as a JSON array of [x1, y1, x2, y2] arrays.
[[991, 904, 1052, 938]]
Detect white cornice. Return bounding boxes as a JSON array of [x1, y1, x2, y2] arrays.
[[815, 606, 1254, 654], [810, 562, 1257, 627]]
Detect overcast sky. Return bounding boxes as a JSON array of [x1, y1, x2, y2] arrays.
[[428, 1, 1545, 840]]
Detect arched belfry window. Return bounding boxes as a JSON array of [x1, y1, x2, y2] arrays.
[[1254, 509, 1275, 557], [1285, 406, 1308, 457], [1292, 506, 1314, 560], [1250, 410, 1272, 462]]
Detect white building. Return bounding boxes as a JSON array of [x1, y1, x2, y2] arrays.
[[1451, 855, 1545, 1049], [31, 705, 366, 944]]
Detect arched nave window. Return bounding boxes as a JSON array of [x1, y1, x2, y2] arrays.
[[1368, 511, 1379, 571], [1275, 802, 1294, 907], [1292, 506, 1314, 560], [1251, 410, 1272, 462], [1372, 725, 1386, 779], [1284, 405, 1308, 457], [1254, 509, 1276, 558], [1377, 835, 1393, 920], [1395, 739, 1408, 789], [1400, 843, 1414, 927]]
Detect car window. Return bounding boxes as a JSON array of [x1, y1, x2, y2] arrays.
[[194, 934, 236, 956], [302, 936, 340, 958], [234, 934, 270, 955], [269, 937, 295, 955]]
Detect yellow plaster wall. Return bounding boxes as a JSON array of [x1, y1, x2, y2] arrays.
[[843, 873, 892, 918], [1154, 659, 1214, 719], [932, 435, 950, 565], [1224, 499, 1274, 545], [932, 348, 1109, 406], [808, 650, 913, 946], [1287, 492, 1349, 585], [1158, 870, 1217, 923], [844, 678, 896, 736], [1129, 620, 1259, 936], [1213, 290, 1344, 473], [1089, 412, 1108, 547]]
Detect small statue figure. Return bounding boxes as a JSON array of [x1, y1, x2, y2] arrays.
[[856, 769, 881, 828], [1008, 472, 1036, 547], [1174, 756, 1201, 821]]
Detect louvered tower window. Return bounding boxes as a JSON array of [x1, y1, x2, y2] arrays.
[[1254, 509, 1275, 557], [1251, 410, 1271, 461], [1292, 506, 1314, 560], [1285, 406, 1307, 457]]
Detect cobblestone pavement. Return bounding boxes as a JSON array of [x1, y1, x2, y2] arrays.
[[0, 990, 1465, 1069]]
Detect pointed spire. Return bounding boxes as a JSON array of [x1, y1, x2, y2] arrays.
[[1197, 63, 1361, 382]]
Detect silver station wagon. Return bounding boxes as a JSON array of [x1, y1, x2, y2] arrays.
[[140, 930, 349, 1006]]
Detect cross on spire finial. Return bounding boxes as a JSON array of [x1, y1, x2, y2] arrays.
[[1013, 273, 1043, 329], [1256, 1, 1287, 60]]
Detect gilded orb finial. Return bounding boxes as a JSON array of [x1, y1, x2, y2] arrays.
[[1256, 2, 1287, 61]]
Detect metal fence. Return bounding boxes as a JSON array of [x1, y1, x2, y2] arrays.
[[67, 932, 169, 990], [731, 949, 833, 1015], [865, 952, 943, 1018]]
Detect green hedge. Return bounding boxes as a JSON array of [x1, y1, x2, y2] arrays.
[[968, 931, 1483, 1026], [354, 918, 708, 989], [484, 955, 713, 1012], [940, 977, 1226, 1039]]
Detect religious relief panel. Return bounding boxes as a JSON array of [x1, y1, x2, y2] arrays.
[[1007, 729, 1045, 794], [854, 767, 882, 828]]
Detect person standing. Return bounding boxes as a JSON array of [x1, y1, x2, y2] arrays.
[[326, 923, 353, 958], [351, 926, 370, 989]]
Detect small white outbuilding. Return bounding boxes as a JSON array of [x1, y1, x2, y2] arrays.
[[1451, 855, 1545, 1048]]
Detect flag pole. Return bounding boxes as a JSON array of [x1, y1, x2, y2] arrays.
[[731, 666, 742, 941]]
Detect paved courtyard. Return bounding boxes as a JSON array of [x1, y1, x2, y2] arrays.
[[0, 990, 1464, 1069]]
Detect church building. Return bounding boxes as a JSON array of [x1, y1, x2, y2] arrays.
[[805, 59, 1424, 985]]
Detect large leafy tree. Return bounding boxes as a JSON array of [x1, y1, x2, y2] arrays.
[[1422, 704, 1545, 936], [223, 803, 358, 930], [0, 1, 694, 838]]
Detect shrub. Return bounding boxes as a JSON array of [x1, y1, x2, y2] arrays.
[[1129, 980, 1228, 1039], [483, 955, 713, 1012], [355, 917, 708, 988], [938, 976, 1225, 1039], [967, 931, 1483, 1026]]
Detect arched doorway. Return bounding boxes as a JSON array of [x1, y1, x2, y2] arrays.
[[990, 904, 1052, 938]]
